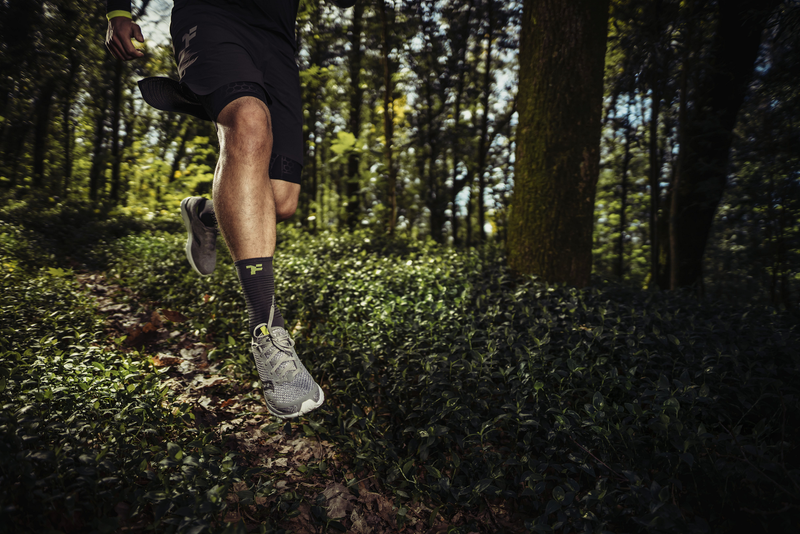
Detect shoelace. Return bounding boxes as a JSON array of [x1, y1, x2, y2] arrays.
[[252, 298, 300, 384], [253, 330, 300, 384]]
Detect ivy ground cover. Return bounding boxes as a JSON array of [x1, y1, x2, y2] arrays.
[[2, 205, 799, 532]]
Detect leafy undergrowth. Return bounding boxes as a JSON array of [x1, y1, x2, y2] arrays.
[[102, 225, 800, 533], [2, 204, 800, 533], [0, 267, 282, 533]]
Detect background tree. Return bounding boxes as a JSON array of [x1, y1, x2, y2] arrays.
[[670, 0, 782, 291], [508, 0, 610, 286]]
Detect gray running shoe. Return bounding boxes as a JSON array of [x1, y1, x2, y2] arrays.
[[251, 303, 324, 419], [180, 196, 217, 276]]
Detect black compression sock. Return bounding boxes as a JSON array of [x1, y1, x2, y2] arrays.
[[198, 198, 216, 228], [234, 257, 285, 335]]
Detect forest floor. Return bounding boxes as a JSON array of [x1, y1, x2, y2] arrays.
[[76, 271, 518, 533], [3, 203, 799, 534]]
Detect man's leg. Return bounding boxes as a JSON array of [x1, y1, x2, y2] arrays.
[[213, 95, 323, 419], [213, 95, 276, 261]]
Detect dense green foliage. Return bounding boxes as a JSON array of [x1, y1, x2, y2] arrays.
[[0, 204, 277, 533], [5, 201, 797, 532]]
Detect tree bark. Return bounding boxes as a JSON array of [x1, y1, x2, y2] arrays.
[[647, 83, 661, 286], [109, 58, 124, 203], [615, 107, 633, 279], [345, 0, 364, 229], [169, 116, 191, 184], [89, 84, 110, 202], [476, 0, 494, 243], [507, 0, 609, 286], [32, 80, 56, 189], [671, 0, 780, 290], [378, 0, 397, 234], [448, 0, 474, 246], [60, 47, 80, 197]]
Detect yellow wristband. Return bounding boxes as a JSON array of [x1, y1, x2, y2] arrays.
[[107, 10, 132, 20]]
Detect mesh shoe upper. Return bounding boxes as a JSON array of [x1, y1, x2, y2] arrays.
[[251, 303, 323, 418]]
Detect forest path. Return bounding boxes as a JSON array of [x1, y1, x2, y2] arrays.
[[73, 271, 467, 534]]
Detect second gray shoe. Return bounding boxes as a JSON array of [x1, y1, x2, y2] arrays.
[[180, 196, 217, 276]]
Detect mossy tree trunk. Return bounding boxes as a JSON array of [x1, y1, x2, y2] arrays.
[[508, 0, 609, 286]]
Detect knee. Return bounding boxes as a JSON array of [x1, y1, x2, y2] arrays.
[[218, 98, 272, 156], [275, 195, 298, 221]]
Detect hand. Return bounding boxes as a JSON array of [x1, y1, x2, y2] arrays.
[[105, 16, 145, 61]]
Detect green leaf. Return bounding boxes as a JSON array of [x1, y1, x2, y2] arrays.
[[402, 460, 414, 476], [592, 391, 604, 409], [473, 479, 492, 494], [330, 131, 357, 155], [668, 334, 680, 345], [47, 267, 66, 277]]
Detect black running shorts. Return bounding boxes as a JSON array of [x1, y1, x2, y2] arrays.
[[170, 1, 304, 174]]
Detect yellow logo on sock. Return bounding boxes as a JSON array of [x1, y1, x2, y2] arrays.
[[246, 264, 263, 275]]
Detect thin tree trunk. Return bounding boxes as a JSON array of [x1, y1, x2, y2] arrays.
[[448, 0, 474, 246], [345, 0, 365, 228], [476, 0, 494, 243], [61, 97, 74, 196], [615, 109, 632, 279], [378, 0, 397, 235], [60, 51, 79, 196], [669, 0, 694, 290], [32, 80, 56, 189], [307, 0, 322, 231], [109, 59, 124, 203], [465, 184, 473, 247], [89, 86, 110, 202], [648, 84, 661, 287], [169, 117, 191, 184]]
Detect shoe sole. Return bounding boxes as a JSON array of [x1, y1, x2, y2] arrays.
[[266, 384, 325, 419], [180, 198, 211, 278]]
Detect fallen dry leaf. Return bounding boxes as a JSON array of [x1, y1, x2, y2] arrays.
[[152, 353, 182, 367], [161, 309, 188, 323], [150, 311, 163, 327], [191, 376, 229, 389], [322, 483, 355, 519]]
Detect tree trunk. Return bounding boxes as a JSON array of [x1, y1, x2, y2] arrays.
[[448, 0, 474, 246], [671, 0, 780, 290], [378, 0, 397, 235], [476, 0, 494, 243], [345, 0, 364, 229], [507, 0, 609, 286], [32, 80, 56, 189], [169, 116, 191, 184], [109, 59, 124, 203], [669, 0, 694, 290], [60, 47, 80, 196], [615, 108, 633, 279], [647, 84, 661, 286], [89, 86, 110, 202]]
